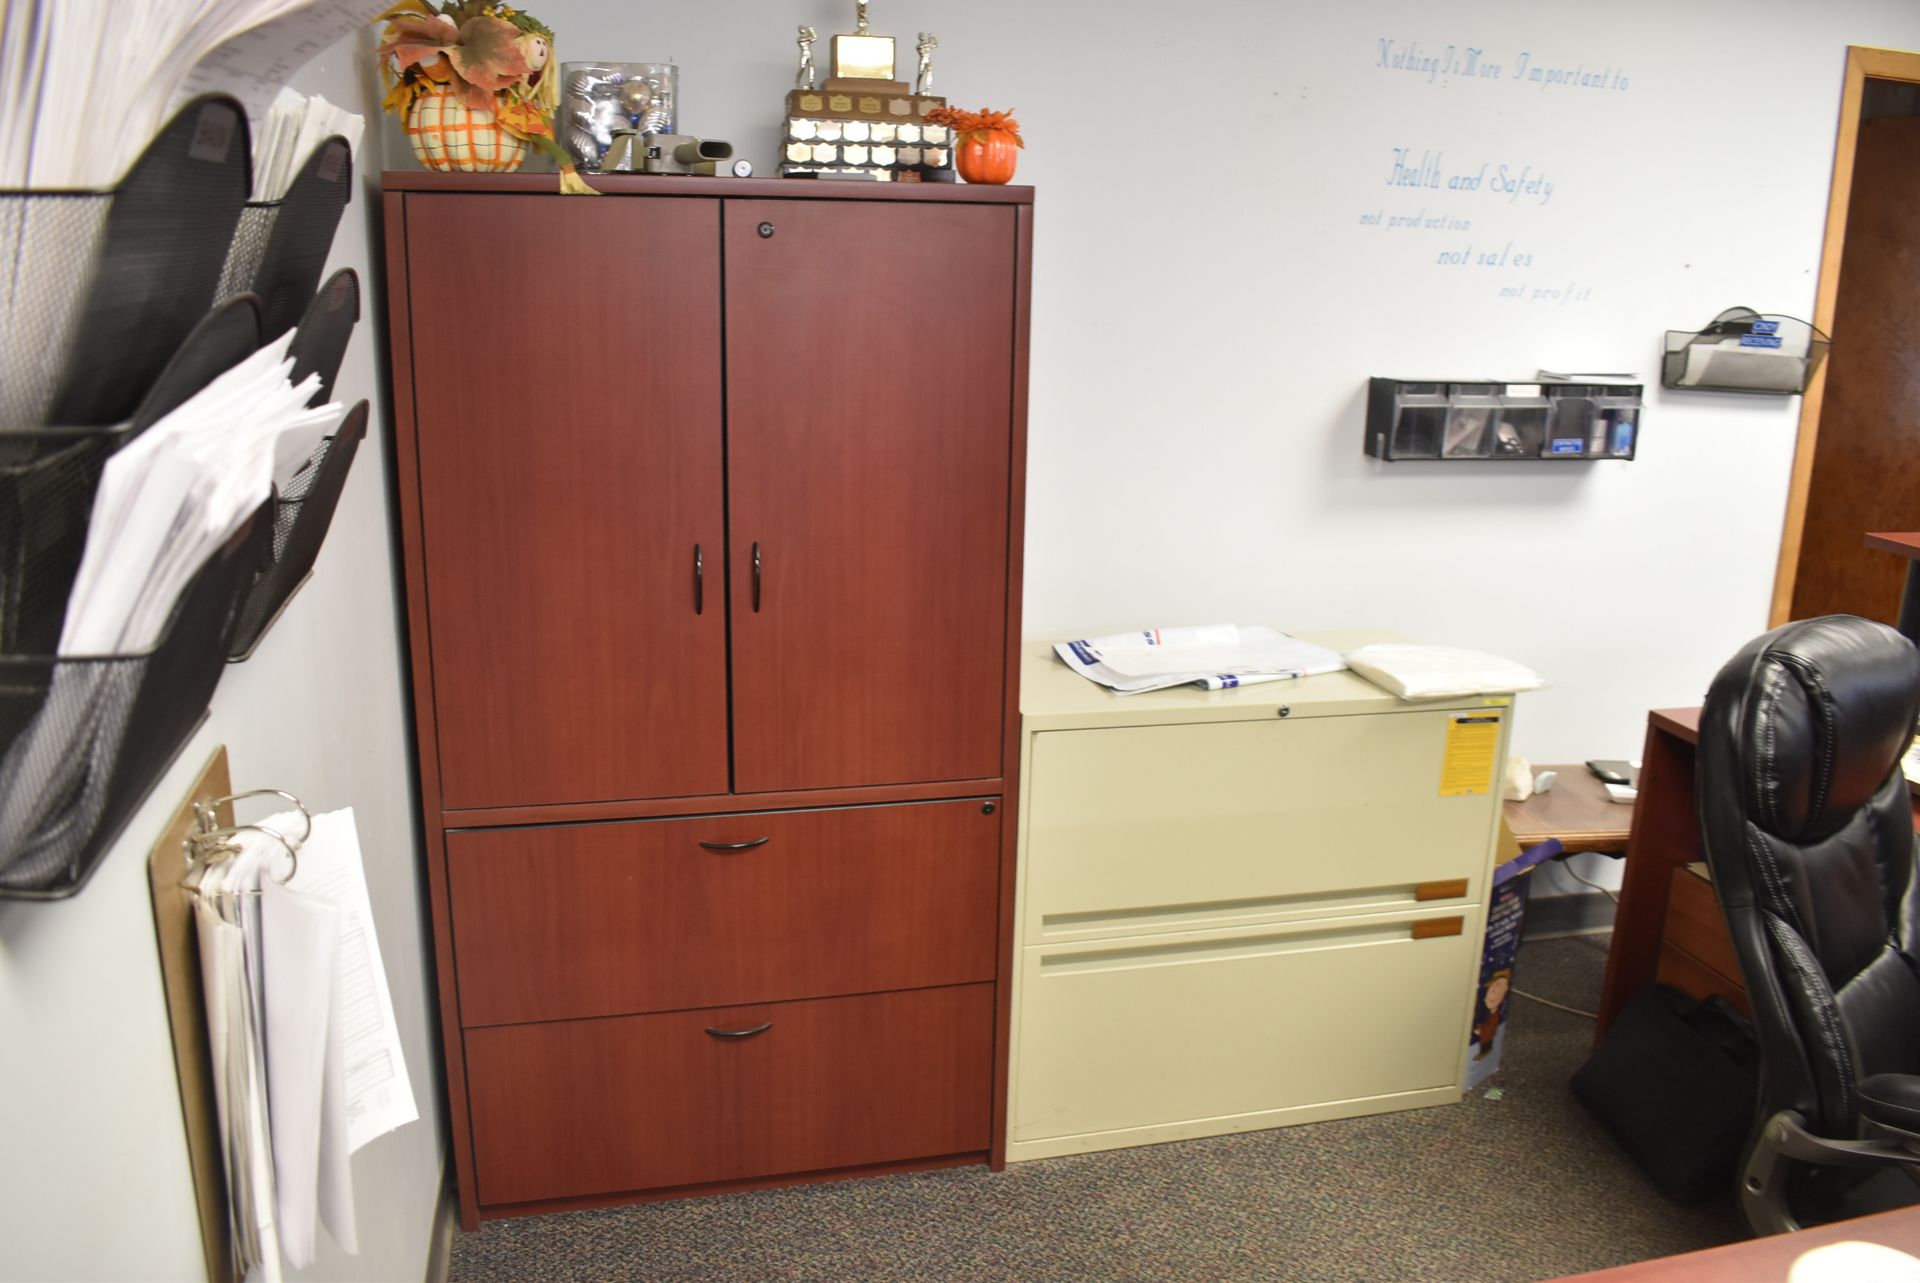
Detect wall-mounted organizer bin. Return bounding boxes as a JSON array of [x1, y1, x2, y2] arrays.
[[226, 269, 364, 660], [287, 268, 361, 405], [1366, 378, 1642, 461], [0, 96, 251, 431], [1662, 308, 1829, 394], [228, 400, 368, 661], [0, 296, 266, 656], [0, 512, 271, 900], [215, 137, 353, 340]]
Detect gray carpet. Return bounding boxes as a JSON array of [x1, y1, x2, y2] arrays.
[[450, 935, 1746, 1282]]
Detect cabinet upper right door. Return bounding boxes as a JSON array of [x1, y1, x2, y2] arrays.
[[724, 199, 1017, 794]]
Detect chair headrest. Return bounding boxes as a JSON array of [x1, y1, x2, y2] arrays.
[[1722, 616, 1920, 844]]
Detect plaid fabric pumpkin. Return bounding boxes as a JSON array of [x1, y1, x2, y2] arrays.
[[405, 83, 528, 173]]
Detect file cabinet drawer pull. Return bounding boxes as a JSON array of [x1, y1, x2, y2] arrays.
[[697, 837, 770, 853], [704, 1021, 773, 1039]]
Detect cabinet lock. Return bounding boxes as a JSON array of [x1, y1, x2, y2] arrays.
[[757, 221, 776, 238]]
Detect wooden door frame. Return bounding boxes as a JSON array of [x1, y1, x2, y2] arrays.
[[1770, 46, 1920, 625]]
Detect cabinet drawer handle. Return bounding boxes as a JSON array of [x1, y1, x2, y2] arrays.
[[693, 544, 704, 615], [698, 837, 770, 853], [752, 542, 762, 612], [705, 1021, 773, 1039]]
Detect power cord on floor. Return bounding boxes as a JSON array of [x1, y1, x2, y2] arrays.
[[1511, 987, 1597, 1020], [1556, 859, 1620, 904]]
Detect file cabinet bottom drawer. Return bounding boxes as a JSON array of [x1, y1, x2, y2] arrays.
[[1011, 913, 1478, 1148], [466, 983, 994, 1206]]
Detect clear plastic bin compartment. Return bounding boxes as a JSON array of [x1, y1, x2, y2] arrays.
[[1545, 392, 1595, 458], [1390, 383, 1448, 459], [1493, 385, 1549, 458], [1594, 396, 1639, 458], [1443, 384, 1500, 458]]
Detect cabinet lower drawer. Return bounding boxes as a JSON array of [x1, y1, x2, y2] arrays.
[[1011, 910, 1477, 1145], [1022, 711, 1502, 943], [447, 799, 999, 1025], [465, 984, 994, 1206]]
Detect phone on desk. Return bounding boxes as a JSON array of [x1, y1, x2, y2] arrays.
[[1586, 759, 1639, 787]]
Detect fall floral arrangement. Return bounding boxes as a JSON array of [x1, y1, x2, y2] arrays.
[[923, 106, 1023, 185], [376, 1, 591, 187], [922, 106, 1024, 150]]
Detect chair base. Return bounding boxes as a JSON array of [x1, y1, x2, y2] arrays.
[[1742, 1110, 1920, 1235]]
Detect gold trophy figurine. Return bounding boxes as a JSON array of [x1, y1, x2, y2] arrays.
[[915, 33, 937, 97], [832, 0, 897, 82], [796, 26, 817, 91]]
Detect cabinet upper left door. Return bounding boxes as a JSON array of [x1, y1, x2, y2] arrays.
[[404, 194, 730, 809]]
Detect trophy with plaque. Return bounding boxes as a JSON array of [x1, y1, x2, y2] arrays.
[[780, 1, 952, 181]]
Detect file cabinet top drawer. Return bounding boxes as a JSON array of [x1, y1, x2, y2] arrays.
[[1020, 633, 1512, 732], [1021, 709, 1505, 941], [448, 798, 1000, 1026]]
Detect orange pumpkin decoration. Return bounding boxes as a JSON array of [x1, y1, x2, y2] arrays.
[[925, 106, 1024, 186], [956, 131, 1019, 184]]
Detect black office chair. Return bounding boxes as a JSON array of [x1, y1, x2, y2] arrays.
[[1698, 614, 1920, 1234]]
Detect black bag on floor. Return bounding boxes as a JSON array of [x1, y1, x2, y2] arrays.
[[1571, 983, 1760, 1203]]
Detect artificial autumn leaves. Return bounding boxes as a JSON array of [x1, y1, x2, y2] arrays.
[[377, 1, 558, 125], [923, 107, 1024, 148]]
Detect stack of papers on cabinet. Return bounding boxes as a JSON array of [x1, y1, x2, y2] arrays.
[[1055, 625, 1346, 695], [1343, 644, 1545, 699]]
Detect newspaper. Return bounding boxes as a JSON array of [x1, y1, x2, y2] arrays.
[[1055, 624, 1346, 695]]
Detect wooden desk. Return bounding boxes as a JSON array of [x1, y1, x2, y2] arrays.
[[1864, 530, 1920, 642], [1596, 707, 1920, 1037], [1503, 763, 1633, 856], [1596, 710, 1704, 1037], [1552, 1204, 1920, 1281]]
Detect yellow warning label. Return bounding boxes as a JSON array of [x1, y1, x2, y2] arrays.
[[1481, 696, 1512, 707], [1441, 714, 1501, 797]]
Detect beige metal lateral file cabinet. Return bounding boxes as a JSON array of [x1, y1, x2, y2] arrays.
[[1007, 633, 1515, 1161]]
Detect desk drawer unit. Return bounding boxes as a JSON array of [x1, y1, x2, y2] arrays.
[[1009, 643, 1512, 1163], [447, 800, 1000, 1026], [465, 983, 995, 1205]]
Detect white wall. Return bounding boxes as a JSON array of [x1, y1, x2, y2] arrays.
[[0, 34, 444, 1283], [509, 0, 1920, 763], [7, 5, 1918, 1276]]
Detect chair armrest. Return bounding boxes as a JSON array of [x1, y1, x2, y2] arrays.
[[1859, 1074, 1920, 1143]]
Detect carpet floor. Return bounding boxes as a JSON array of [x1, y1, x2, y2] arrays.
[[450, 934, 1747, 1282]]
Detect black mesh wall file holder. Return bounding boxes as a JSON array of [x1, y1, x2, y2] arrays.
[[1661, 308, 1830, 395], [216, 137, 352, 340], [287, 269, 360, 407], [0, 298, 264, 656], [0, 96, 254, 431], [0, 510, 271, 900], [228, 400, 369, 660]]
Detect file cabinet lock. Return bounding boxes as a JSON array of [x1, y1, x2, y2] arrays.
[[1277, 706, 1291, 718], [981, 801, 997, 815], [757, 221, 776, 238]]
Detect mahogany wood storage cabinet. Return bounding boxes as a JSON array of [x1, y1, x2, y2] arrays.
[[380, 173, 1033, 1227]]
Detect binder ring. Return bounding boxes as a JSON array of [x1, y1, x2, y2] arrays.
[[182, 789, 312, 886]]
